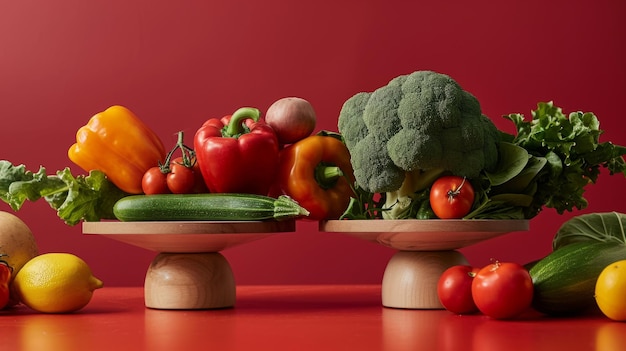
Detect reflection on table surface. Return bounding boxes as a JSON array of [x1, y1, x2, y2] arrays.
[[1, 285, 623, 351]]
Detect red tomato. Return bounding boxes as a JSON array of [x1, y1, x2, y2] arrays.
[[171, 156, 208, 194], [142, 167, 170, 194], [430, 176, 475, 219], [167, 163, 196, 194], [471, 261, 534, 319], [0, 259, 11, 309], [437, 265, 480, 314]]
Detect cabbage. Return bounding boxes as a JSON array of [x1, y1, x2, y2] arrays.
[[552, 212, 626, 249]]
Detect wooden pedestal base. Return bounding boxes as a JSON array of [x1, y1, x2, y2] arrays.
[[381, 250, 468, 309], [82, 220, 295, 310], [144, 252, 236, 310], [319, 219, 529, 310]]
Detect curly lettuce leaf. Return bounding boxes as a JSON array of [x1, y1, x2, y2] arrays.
[[503, 102, 626, 215], [0, 160, 127, 226]]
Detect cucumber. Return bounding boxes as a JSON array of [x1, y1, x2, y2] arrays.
[[113, 193, 310, 222], [529, 241, 626, 316]]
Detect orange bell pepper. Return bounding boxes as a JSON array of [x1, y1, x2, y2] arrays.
[[277, 133, 355, 220], [68, 105, 166, 194]]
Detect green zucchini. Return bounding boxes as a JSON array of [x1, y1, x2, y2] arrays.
[[529, 241, 626, 316], [113, 193, 310, 222]]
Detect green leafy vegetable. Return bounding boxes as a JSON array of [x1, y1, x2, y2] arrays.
[[552, 212, 626, 249], [340, 182, 387, 220], [338, 100, 626, 220], [0, 160, 127, 226], [503, 102, 626, 216], [463, 142, 544, 219], [484, 142, 530, 187], [470, 102, 626, 219]]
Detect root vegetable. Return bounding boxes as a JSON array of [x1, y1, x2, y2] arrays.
[[265, 97, 317, 145], [0, 211, 39, 306]]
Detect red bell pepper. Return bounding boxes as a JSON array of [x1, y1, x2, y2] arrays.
[[194, 107, 279, 195]]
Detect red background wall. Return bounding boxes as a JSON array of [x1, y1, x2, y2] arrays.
[[1, 0, 625, 286]]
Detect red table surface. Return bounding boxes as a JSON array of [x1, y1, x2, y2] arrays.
[[0, 285, 623, 351]]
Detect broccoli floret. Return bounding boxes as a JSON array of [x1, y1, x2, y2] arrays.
[[338, 70, 500, 219]]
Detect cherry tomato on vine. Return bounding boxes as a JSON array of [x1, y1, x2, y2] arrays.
[[471, 261, 534, 319], [171, 156, 207, 194], [430, 176, 475, 219], [167, 162, 196, 194], [142, 166, 170, 195], [437, 265, 480, 314]]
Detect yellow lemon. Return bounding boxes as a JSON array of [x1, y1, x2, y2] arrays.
[[595, 259, 626, 321], [13, 253, 103, 313]]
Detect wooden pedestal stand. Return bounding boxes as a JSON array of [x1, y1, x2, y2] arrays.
[[320, 219, 529, 309], [83, 221, 295, 310]]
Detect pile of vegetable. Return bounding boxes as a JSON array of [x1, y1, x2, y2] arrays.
[[0, 70, 624, 224], [0, 70, 625, 319], [0, 97, 344, 224], [338, 70, 626, 220], [438, 212, 626, 321]]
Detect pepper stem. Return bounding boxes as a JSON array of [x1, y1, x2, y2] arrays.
[[314, 164, 344, 190], [224, 107, 260, 137]]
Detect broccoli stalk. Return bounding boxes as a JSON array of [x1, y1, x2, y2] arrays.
[[338, 70, 501, 219], [383, 169, 445, 219]]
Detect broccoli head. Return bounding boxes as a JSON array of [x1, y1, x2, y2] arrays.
[[337, 70, 501, 218]]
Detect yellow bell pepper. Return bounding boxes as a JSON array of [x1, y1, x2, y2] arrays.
[[68, 105, 166, 194]]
